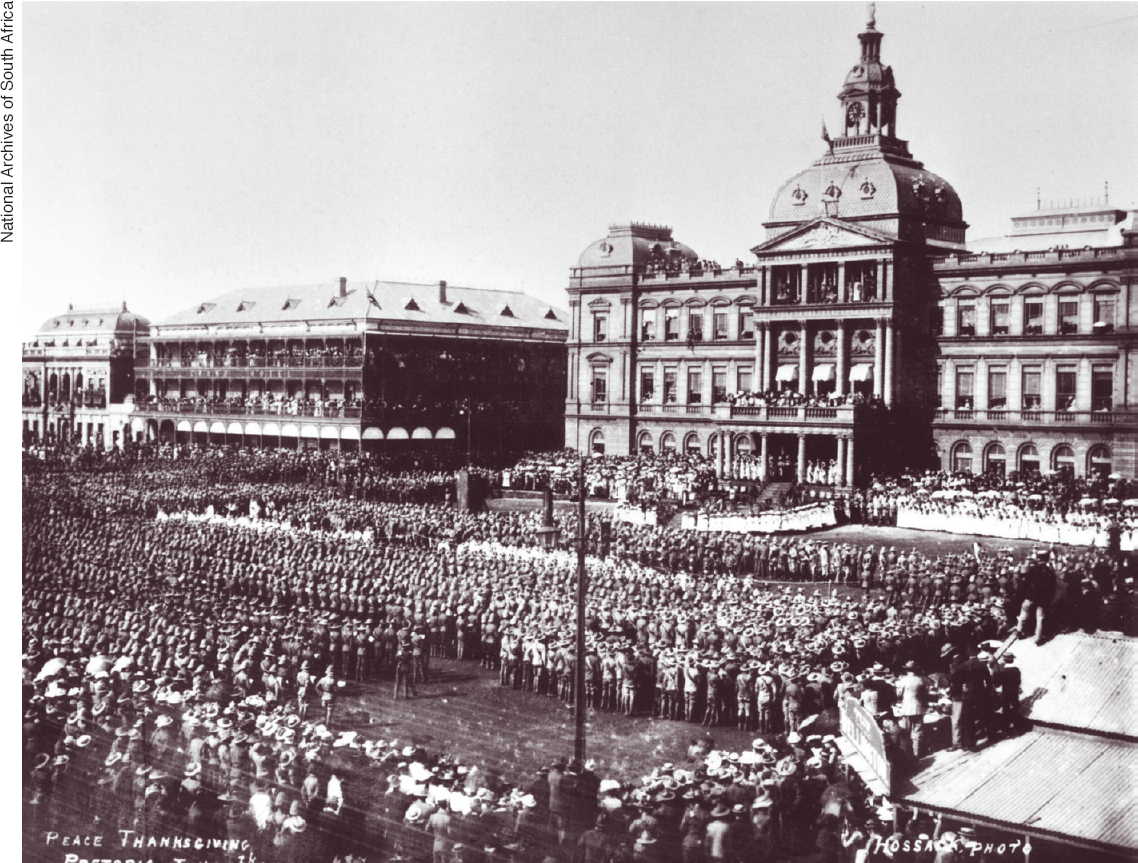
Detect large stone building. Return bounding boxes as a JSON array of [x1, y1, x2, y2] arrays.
[[132, 278, 567, 454], [931, 207, 1136, 478], [564, 11, 1137, 481], [21, 303, 150, 449]]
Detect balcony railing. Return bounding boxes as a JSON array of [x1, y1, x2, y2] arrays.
[[140, 355, 365, 370], [134, 403, 363, 419], [931, 246, 1131, 268], [934, 408, 1124, 426]]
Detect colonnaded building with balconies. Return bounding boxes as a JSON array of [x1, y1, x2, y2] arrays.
[[564, 10, 1137, 482], [130, 278, 567, 454], [21, 303, 151, 449]]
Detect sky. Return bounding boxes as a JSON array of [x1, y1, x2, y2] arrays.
[[16, 1, 1138, 336]]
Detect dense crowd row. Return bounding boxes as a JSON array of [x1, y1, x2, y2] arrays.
[[27, 443, 1127, 862]]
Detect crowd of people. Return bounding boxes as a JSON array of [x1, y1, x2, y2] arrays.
[[26, 441, 1131, 863], [506, 452, 717, 505], [725, 389, 887, 412], [25, 487, 1057, 862]]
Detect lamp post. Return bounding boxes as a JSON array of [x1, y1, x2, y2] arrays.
[[574, 453, 587, 764]]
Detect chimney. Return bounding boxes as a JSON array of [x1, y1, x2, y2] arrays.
[[439, 280, 448, 304], [339, 276, 347, 298]]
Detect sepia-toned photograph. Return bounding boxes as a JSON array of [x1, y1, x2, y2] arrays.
[[17, 3, 1136, 863]]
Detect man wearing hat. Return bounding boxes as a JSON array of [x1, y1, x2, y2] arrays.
[[1017, 549, 1056, 644], [705, 802, 733, 863], [896, 661, 930, 759]]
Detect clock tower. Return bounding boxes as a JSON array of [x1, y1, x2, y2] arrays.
[[839, 4, 900, 138]]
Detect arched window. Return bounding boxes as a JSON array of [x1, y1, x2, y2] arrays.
[[684, 432, 702, 455], [1087, 445, 1112, 478], [637, 430, 653, 455], [660, 432, 676, 454], [734, 434, 753, 455], [984, 443, 1006, 477], [708, 434, 720, 458], [951, 441, 973, 474], [1052, 444, 1075, 474], [589, 428, 605, 455], [1019, 444, 1040, 475]]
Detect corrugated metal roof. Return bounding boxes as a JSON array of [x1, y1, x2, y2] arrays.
[[152, 280, 568, 334], [898, 730, 1138, 852], [1011, 631, 1136, 738]]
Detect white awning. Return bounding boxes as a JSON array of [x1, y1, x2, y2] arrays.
[[776, 364, 799, 382], [227, 422, 243, 435], [245, 422, 262, 436], [411, 427, 433, 439], [849, 364, 874, 382], [361, 427, 383, 440], [812, 364, 835, 382], [320, 426, 339, 439], [435, 427, 456, 440], [193, 420, 209, 433], [281, 423, 300, 437], [209, 421, 226, 434], [261, 422, 280, 437], [387, 427, 409, 440], [300, 424, 320, 438], [340, 426, 360, 441], [176, 420, 192, 433]]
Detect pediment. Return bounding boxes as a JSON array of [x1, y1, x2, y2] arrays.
[[753, 219, 893, 255]]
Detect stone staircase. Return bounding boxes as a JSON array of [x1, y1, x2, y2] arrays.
[[757, 481, 793, 507]]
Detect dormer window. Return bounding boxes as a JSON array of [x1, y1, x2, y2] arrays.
[[197, 303, 215, 314], [404, 298, 421, 311], [282, 298, 300, 311], [500, 305, 515, 318], [544, 308, 558, 321], [237, 301, 255, 312], [453, 301, 470, 314]]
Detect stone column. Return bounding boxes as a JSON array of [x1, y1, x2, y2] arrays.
[[797, 434, 807, 483], [836, 436, 848, 486], [725, 431, 734, 479], [883, 319, 895, 406], [755, 324, 766, 392], [716, 430, 725, 478], [800, 264, 809, 305], [877, 260, 887, 301], [837, 262, 846, 304], [874, 319, 885, 399], [762, 326, 774, 392], [1077, 356, 1092, 412], [836, 323, 848, 397], [759, 433, 769, 481], [799, 322, 810, 396], [847, 435, 856, 486]]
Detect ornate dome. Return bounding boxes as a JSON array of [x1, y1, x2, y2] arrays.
[[577, 223, 698, 270], [769, 159, 964, 226], [762, 10, 966, 249]]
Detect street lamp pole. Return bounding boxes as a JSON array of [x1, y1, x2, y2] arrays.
[[574, 453, 587, 764]]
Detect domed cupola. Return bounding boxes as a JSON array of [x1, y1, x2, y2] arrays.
[[762, 5, 968, 251], [838, 4, 900, 139]]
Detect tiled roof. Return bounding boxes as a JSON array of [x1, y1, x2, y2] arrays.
[[37, 305, 151, 337], [152, 280, 568, 335], [1010, 631, 1135, 739], [896, 730, 1137, 853]]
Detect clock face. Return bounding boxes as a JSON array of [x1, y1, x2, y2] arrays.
[[847, 102, 865, 125]]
